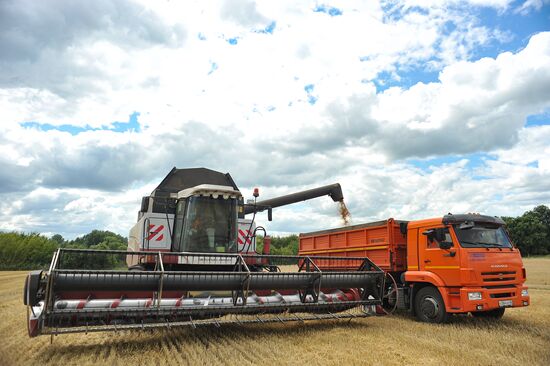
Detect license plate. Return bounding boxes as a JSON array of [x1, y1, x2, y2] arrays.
[[499, 300, 513, 307]]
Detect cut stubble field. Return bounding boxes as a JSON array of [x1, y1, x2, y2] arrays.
[[1, 258, 549, 366]]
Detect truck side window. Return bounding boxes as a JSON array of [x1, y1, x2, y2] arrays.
[[427, 228, 453, 249]]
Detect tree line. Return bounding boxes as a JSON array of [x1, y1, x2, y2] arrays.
[[0, 205, 548, 270], [0, 230, 127, 270], [502, 205, 550, 256]]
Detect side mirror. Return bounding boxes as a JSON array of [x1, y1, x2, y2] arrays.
[[422, 228, 450, 247], [422, 229, 435, 240], [434, 228, 446, 242]]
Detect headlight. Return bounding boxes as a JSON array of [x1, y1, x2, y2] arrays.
[[521, 289, 529, 297], [468, 292, 482, 300]]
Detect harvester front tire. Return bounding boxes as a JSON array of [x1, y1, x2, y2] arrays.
[[414, 286, 448, 324], [471, 308, 505, 319]]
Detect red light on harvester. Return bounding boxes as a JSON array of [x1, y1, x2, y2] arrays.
[[253, 188, 259, 198]]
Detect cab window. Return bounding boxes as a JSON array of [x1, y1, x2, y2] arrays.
[[426, 228, 453, 249]]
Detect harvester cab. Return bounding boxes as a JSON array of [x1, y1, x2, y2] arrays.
[[127, 168, 249, 270], [23, 167, 386, 338], [171, 185, 240, 254], [127, 167, 347, 271]]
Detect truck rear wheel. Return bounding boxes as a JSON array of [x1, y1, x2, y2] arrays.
[[414, 286, 448, 323], [471, 308, 505, 319]]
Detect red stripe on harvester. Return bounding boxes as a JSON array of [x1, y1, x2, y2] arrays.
[[238, 229, 252, 244], [147, 225, 164, 240]]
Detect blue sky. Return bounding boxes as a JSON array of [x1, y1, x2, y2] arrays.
[[1, 0, 550, 238], [20, 112, 141, 135]]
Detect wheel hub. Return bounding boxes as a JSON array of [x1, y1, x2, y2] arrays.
[[421, 296, 439, 319]]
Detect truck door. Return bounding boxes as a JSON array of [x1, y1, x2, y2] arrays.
[[419, 226, 461, 286]]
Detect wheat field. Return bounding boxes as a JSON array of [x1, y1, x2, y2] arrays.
[[0, 258, 549, 366]]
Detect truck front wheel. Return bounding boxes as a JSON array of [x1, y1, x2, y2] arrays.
[[471, 308, 505, 319], [414, 286, 449, 323]]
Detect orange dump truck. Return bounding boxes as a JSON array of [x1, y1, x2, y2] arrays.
[[299, 214, 530, 323]]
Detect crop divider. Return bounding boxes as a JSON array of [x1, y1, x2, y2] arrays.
[[298, 256, 322, 303], [155, 252, 165, 310], [232, 254, 251, 306]]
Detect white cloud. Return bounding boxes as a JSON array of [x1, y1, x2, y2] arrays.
[[514, 0, 550, 15], [1, 1, 549, 238]]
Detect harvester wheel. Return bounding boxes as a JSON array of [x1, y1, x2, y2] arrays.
[[414, 286, 448, 323], [471, 308, 505, 319]]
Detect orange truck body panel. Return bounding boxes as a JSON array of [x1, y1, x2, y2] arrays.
[[299, 219, 406, 271], [299, 216, 530, 314]]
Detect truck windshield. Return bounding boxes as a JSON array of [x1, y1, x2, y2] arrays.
[[172, 196, 237, 253], [453, 224, 513, 248]]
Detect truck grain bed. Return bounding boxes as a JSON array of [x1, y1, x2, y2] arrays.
[[299, 219, 408, 272]]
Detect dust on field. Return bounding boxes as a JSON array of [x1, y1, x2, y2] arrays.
[[1, 258, 549, 366]]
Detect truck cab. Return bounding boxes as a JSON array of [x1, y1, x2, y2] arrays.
[[404, 214, 530, 322]]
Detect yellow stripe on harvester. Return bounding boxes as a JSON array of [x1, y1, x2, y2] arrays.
[[300, 245, 389, 255], [425, 265, 460, 269]]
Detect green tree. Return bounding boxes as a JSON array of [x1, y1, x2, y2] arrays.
[[62, 230, 128, 269], [0, 230, 129, 270], [0, 232, 58, 270], [69, 230, 127, 248], [51, 234, 65, 246], [503, 205, 550, 256]]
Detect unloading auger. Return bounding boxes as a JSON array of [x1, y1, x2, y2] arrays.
[[24, 167, 385, 337]]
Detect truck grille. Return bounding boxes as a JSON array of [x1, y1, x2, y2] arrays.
[[481, 271, 516, 283], [482, 284, 515, 289], [490, 292, 514, 298]]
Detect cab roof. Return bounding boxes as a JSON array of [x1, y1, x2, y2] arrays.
[[151, 167, 239, 197], [407, 214, 505, 229]]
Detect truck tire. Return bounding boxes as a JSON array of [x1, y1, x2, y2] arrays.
[[414, 286, 449, 323], [471, 308, 505, 319]]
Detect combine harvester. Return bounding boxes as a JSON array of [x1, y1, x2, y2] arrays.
[[24, 168, 385, 337]]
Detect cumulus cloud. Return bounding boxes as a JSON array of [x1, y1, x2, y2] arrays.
[[1, 1, 549, 238], [0, 0, 186, 97], [276, 32, 550, 160], [514, 0, 550, 14], [220, 0, 269, 26]]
